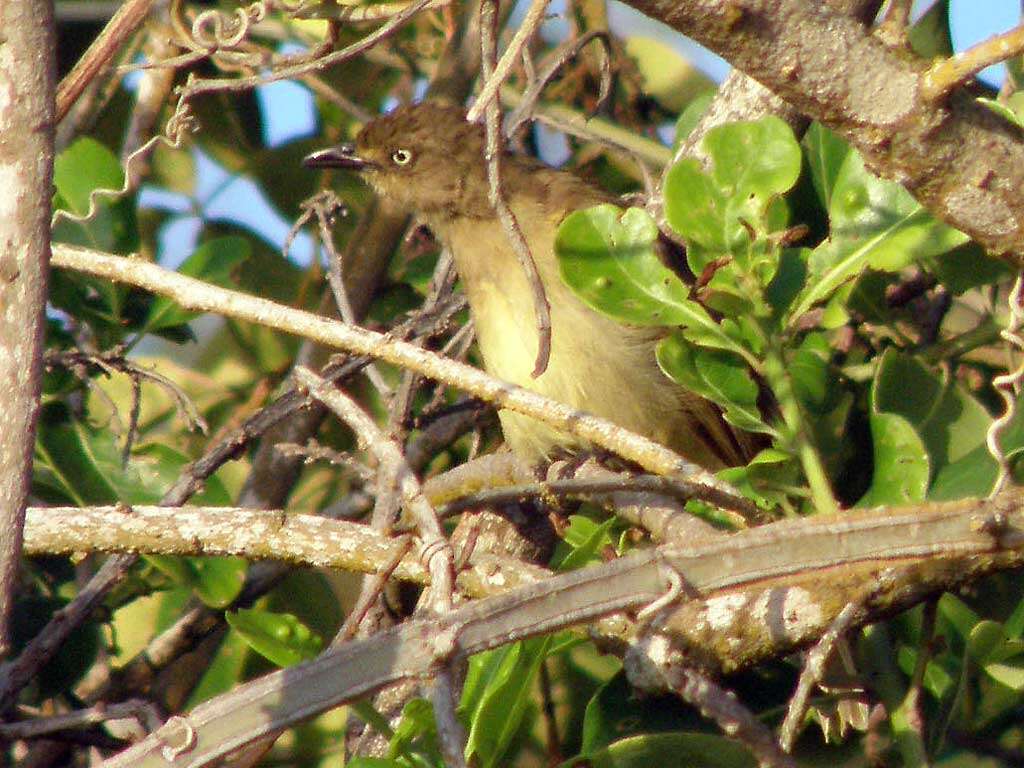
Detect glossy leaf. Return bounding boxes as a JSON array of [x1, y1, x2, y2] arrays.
[[873, 349, 991, 475], [34, 416, 164, 505], [790, 129, 968, 321], [856, 412, 929, 507], [226, 607, 323, 667], [145, 236, 251, 332], [657, 334, 770, 434], [556, 204, 750, 359], [149, 555, 247, 608], [54, 137, 124, 216], [463, 636, 555, 768]]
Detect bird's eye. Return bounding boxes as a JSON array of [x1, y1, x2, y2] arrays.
[[391, 149, 413, 166]]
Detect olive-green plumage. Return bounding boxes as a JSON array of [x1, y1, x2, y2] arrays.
[[306, 102, 751, 468]]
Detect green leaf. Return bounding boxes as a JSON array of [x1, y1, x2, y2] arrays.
[[53, 137, 137, 255], [145, 237, 251, 332], [149, 555, 247, 608], [556, 204, 752, 361], [873, 349, 992, 479], [789, 333, 835, 413], [802, 122, 850, 213], [554, 515, 618, 571], [703, 117, 802, 208], [581, 671, 695, 756], [557, 204, 686, 326], [673, 90, 716, 147], [664, 117, 800, 272], [462, 636, 555, 768], [34, 416, 164, 505], [907, 0, 953, 59], [789, 134, 968, 321], [54, 137, 124, 216], [856, 412, 929, 507], [186, 629, 251, 707], [657, 334, 771, 435], [968, 620, 1006, 662], [938, 593, 981, 641], [389, 698, 441, 765], [983, 659, 1024, 691], [664, 158, 737, 263], [10, 596, 100, 698], [585, 733, 756, 768], [929, 241, 1009, 294], [226, 607, 323, 667]]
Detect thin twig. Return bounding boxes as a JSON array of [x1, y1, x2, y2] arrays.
[[334, 537, 416, 644], [505, 30, 613, 136], [51, 243, 758, 516], [658, 661, 797, 768], [0, 699, 162, 741], [465, 0, 550, 122], [477, 0, 553, 378], [779, 602, 867, 752], [295, 368, 456, 612], [922, 23, 1024, 101], [56, 0, 157, 122], [874, 0, 913, 49]]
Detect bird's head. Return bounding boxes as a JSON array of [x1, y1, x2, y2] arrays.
[[304, 102, 491, 219]]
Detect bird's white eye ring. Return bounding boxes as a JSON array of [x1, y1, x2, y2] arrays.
[[391, 148, 413, 165]]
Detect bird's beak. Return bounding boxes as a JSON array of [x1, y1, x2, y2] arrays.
[[303, 143, 375, 171]]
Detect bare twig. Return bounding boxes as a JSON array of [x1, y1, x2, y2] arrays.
[[657, 661, 796, 768], [874, 0, 913, 49], [0, 699, 161, 741], [477, 0, 552, 378], [56, 0, 157, 122], [295, 368, 456, 612], [779, 602, 867, 752], [923, 23, 1024, 101], [505, 30, 613, 136], [334, 537, 416, 643], [465, 0, 549, 123]]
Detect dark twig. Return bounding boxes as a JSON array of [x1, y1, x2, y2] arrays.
[[334, 536, 416, 644], [779, 601, 867, 752], [296, 368, 456, 612], [477, 0, 553, 378], [658, 661, 796, 768], [505, 30, 613, 136], [56, 0, 157, 122], [0, 699, 161, 741]]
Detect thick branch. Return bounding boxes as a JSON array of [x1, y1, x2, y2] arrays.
[[0, 0, 55, 654], [622, 0, 1024, 261], [99, 490, 1024, 767]]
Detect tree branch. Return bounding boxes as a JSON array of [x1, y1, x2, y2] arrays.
[[0, 0, 55, 656], [50, 243, 754, 516], [619, 0, 1024, 261]]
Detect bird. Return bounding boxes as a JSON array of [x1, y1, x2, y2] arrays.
[[304, 102, 752, 469]]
